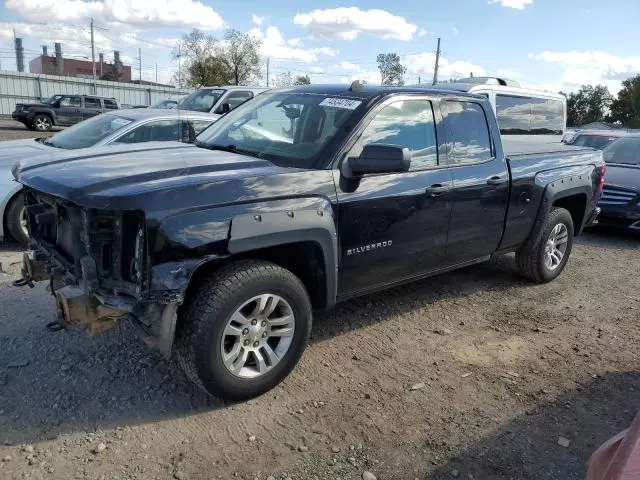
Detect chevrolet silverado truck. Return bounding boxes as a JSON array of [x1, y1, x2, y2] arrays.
[[12, 84, 605, 400]]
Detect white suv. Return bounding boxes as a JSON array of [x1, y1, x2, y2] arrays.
[[179, 86, 268, 115]]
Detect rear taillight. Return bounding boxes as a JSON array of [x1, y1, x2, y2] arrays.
[[598, 163, 607, 192]]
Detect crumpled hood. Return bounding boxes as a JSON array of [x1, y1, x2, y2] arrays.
[[0, 138, 54, 168], [14, 141, 287, 210]]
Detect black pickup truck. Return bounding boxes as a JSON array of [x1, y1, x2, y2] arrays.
[[12, 84, 605, 400], [12, 94, 120, 131]]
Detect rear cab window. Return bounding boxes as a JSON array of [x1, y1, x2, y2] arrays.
[[103, 99, 118, 110], [441, 100, 493, 164]]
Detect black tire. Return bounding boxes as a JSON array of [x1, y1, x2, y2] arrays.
[[516, 207, 574, 283], [175, 260, 312, 401], [5, 194, 28, 246], [32, 114, 52, 132]]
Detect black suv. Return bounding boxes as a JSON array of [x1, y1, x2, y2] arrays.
[[12, 94, 120, 131]]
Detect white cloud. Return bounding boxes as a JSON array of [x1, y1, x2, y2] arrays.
[[309, 66, 325, 74], [5, 0, 225, 30], [250, 26, 335, 63], [404, 52, 486, 79], [287, 37, 304, 47], [452, 27, 459, 35], [532, 50, 640, 92], [338, 61, 361, 71], [489, 0, 533, 9], [293, 7, 417, 41], [252, 14, 266, 26], [418, 28, 428, 37]]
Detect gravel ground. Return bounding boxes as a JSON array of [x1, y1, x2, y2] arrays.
[[0, 121, 639, 480], [0, 118, 61, 140]]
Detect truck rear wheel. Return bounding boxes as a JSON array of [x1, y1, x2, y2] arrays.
[[516, 207, 574, 283], [175, 260, 312, 400]]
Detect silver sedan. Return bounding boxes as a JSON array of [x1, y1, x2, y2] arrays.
[[0, 109, 220, 244]]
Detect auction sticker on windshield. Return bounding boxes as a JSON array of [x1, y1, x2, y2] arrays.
[[319, 98, 362, 110]]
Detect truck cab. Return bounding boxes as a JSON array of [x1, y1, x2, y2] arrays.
[[178, 86, 268, 115]]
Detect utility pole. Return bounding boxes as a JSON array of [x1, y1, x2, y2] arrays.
[[90, 18, 97, 94], [138, 48, 142, 82], [266, 57, 270, 87], [432, 37, 441, 86], [418, 75, 421, 84], [155, 64, 158, 83]]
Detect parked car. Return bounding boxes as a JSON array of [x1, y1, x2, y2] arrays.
[[12, 94, 120, 132], [597, 134, 640, 230], [566, 130, 626, 149], [13, 84, 604, 401], [152, 99, 179, 109], [179, 86, 267, 115], [0, 109, 219, 245]]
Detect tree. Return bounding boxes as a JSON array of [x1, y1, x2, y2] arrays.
[[376, 53, 406, 86], [100, 70, 122, 82], [274, 71, 293, 88], [219, 29, 262, 86], [608, 74, 640, 128], [174, 29, 231, 87], [564, 84, 613, 127], [294, 74, 311, 85]]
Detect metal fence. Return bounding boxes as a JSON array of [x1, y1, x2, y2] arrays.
[[0, 70, 192, 115]]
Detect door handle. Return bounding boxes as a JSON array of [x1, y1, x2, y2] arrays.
[[425, 183, 451, 197], [487, 176, 507, 186]]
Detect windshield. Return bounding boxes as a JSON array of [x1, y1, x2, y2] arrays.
[[571, 134, 621, 150], [603, 137, 640, 165], [45, 114, 133, 149], [43, 95, 63, 105], [195, 92, 360, 168], [179, 89, 225, 113]]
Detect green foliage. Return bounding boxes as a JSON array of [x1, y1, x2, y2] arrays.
[[294, 74, 311, 85], [175, 28, 262, 88], [608, 74, 640, 128], [100, 70, 122, 82], [376, 53, 406, 86], [564, 85, 613, 127]]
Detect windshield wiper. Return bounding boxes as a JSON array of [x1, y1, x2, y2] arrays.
[[194, 141, 263, 159]]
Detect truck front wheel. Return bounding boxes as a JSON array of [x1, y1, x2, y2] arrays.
[[175, 260, 312, 400], [32, 114, 53, 132], [516, 207, 574, 283]]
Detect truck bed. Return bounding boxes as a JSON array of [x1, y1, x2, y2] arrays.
[[502, 137, 593, 157]]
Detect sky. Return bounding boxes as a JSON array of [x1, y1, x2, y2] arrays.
[[1, 0, 639, 93]]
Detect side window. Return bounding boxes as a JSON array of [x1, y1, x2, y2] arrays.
[[84, 97, 102, 109], [348, 99, 438, 170], [59, 96, 81, 107], [442, 101, 492, 164], [191, 120, 214, 136], [103, 99, 118, 110], [496, 95, 564, 135], [225, 91, 254, 111], [113, 120, 181, 144]]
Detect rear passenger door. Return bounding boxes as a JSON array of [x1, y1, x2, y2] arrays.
[[83, 97, 104, 119], [440, 100, 509, 262]]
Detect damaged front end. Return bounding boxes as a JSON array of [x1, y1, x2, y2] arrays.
[[15, 188, 177, 352]]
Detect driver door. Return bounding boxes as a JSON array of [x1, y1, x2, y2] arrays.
[[335, 96, 453, 298], [56, 96, 83, 125]]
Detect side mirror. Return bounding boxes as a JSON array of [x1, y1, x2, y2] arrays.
[[341, 144, 411, 179], [216, 103, 231, 114]]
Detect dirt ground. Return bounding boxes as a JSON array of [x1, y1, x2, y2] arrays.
[[0, 119, 639, 480]]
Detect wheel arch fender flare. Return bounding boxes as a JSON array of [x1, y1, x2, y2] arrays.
[[227, 198, 338, 308]]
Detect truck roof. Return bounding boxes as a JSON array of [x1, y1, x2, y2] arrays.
[[274, 83, 482, 100]]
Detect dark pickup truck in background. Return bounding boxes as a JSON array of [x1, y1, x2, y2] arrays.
[[13, 84, 605, 400], [12, 94, 119, 131]]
